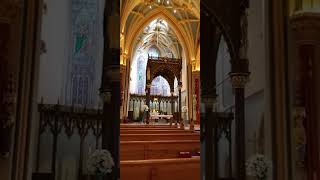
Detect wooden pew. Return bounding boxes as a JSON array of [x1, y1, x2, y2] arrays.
[[120, 124, 173, 128], [120, 129, 194, 134], [120, 140, 200, 160], [121, 157, 200, 180], [120, 133, 200, 141], [121, 127, 179, 131]]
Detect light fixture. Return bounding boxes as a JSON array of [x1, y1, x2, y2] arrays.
[[166, 0, 169, 5], [149, 5, 152, 9], [158, 0, 161, 3], [173, 9, 177, 13]]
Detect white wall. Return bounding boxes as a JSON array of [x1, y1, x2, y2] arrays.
[[37, 0, 71, 104]]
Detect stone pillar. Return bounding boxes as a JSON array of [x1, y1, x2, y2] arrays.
[[230, 69, 249, 180], [171, 92, 176, 127], [100, 0, 120, 179], [230, 4, 250, 179], [145, 84, 151, 124], [192, 72, 200, 124], [290, 13, 320, 180], [100, 60, 120, 180], [178, 82, 183, 129], [132, 99, 135, 119]]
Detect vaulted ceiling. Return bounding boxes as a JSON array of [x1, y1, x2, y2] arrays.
[[120, 0, 200, 65]]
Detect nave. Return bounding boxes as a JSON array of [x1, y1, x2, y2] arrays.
[[120, 124, 200, 180]]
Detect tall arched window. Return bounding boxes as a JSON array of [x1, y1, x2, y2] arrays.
[[148, 46, 160, 57], [136, 56, 145, 94], [151, 76, 170, 96]]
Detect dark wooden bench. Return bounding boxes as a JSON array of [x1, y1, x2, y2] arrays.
[[120, 140, 200, 160]]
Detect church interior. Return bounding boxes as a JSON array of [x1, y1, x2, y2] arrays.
[[0, 0, 320, 180], [120, 0, 200, 179]]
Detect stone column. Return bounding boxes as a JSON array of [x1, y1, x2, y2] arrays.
[[145, 84, 151, 124], [100, 0, 120, 179], [290, 14, 320, 179], [171, 92, 176, 127], [132, 99, 135, 119], [178, 82, 183, 129], [100, 62, 120, 180], [230, 70, 249, 180], [230, 4, 250, 179]]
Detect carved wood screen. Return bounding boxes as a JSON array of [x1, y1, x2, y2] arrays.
[[214, 112, 234, 179], [145, 55, 183, 124], [34, 103, 103, 179], [146, 55, 182, 91], [128, 94, 178, 121]]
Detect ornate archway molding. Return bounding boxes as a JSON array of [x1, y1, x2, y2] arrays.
[[124, 8, 196, 65]]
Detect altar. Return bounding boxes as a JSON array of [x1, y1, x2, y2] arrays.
[[150, 112, 173, 121]]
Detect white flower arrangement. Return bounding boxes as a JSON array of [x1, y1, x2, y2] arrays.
[[87, 149, 115, 175], [246, 154, 272, 180]]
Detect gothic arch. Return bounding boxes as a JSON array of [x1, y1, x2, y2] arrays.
[[146, 56, 182, 93], [201, 1, 236, 61], [124, 9, 194, 66]]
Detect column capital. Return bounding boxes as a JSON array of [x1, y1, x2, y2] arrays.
[[100, 90, 112, 103], [229, 72, 249, 88]]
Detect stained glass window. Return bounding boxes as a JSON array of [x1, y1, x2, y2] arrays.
[[66, 0, 102, 106], [151, 76, 170, 96], [148, 47, 160, 57], [137, 56, 145, 94]]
